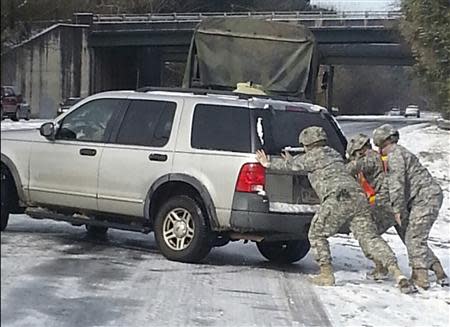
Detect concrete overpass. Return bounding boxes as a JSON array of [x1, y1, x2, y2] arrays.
[[75, 11, 412, 103], [83, 11, 412, 67], [1, 11, 413, 117]]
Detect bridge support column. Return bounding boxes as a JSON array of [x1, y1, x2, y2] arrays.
[[326, 65, 334, 113]]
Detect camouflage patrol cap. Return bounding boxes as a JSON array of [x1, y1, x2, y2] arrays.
[[299, 126, 327, 146], [373, 124, 399, 147], [346, 133, 370, 157]]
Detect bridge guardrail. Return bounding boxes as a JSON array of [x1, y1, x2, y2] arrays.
[[90, 11, 402, 24]]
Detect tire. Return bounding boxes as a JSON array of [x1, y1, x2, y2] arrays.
[[1, 168, 11, 231], [85, 225, 108, 236], [257, 239, 310, 264], [1, 107, 4, 120], [25, 110, 31, 121], [11, 108, 20, 121], [154, 195, 212, 263]]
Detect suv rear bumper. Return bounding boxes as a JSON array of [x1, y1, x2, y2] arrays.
[[230, 210, 313, 235], [229, 192, 314, 237]]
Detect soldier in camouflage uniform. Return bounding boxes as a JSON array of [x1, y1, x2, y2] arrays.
[[346, 133, 394, 279], [347, 133, 447, 284], [256, 126, 415, 293], [373, 124, 448, 289]]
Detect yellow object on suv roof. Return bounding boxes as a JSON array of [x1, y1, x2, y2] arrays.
[[233, 82, 267, 95]]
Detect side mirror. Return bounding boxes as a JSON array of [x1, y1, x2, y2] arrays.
[[40, 122, 55, 140]]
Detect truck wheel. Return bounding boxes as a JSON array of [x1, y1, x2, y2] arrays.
[[25, 110, 31, 121], [257, 239, 310, 264], [154, 195, 212, 263], [85, 225, 108, 237], [1, 169, 11, 231], [11, 108, 20, 121]]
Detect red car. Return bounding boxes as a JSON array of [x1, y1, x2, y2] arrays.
[[1, 86, 31, 121]]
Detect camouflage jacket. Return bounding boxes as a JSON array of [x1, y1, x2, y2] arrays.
[[346, 149, 387, 194], [268, 146, 362, 202], [382, 143, 442, 213]]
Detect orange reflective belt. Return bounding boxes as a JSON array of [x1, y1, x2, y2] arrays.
[[358, 172, 376, 205]]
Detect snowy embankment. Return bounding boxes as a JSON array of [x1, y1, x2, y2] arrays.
[[337, 112, 441, 123], [1, 119, 47, 131], [317, 123, 450, 327]]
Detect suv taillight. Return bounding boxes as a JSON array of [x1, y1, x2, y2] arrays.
[[235, 163, 265, 193]]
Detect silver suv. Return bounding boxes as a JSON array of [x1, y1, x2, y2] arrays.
[[1, 88, 347, 263]]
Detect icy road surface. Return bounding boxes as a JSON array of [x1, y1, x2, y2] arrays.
[[1, 218, 330, 327]]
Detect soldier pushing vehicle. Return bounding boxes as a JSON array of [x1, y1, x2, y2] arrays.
[[373, 124, 449, 289]]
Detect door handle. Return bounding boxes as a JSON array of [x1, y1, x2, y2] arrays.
[[80, 148, 97, 156], [148, 153, 168, 162]]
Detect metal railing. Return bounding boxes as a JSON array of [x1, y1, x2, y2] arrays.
[[90, 11, 402, 24]]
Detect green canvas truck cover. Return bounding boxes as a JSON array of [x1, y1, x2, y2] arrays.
[[183, 17, 318, 99]]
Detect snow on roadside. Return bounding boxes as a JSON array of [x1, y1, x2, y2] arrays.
[[1, 119, 48, 131], [316, 123, 450, 327], [337, 112, 441, 122]]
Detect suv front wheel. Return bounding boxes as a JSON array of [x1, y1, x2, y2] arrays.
[[154, 195, 212, 263], [257, 239, 310, 264]]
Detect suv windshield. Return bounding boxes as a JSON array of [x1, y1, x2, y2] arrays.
[[252, 108, 346, 156]]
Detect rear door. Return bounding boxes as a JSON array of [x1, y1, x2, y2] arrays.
[[97, 98, 181, 217], [251, 107, 346, 212]]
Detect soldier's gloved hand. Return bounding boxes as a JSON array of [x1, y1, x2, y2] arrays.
[[256, 149, 269, 168], [394, 213, 402, 226]]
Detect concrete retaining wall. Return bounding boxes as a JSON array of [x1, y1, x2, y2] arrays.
[[1, 24, 90, 118]]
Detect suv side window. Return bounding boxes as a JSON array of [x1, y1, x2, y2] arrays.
[[115, 100, 176, 147], [191, 104, 251, 152], [56, 99, 124, 142]]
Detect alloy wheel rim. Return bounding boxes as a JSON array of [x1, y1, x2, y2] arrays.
[[162, 208, 195, 251]]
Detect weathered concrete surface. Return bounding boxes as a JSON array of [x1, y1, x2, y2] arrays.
[[1, 24, 90, 118]]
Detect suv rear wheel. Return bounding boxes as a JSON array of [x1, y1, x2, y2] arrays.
[[257, 239, 310, 264], [154, 195, 212, 263]]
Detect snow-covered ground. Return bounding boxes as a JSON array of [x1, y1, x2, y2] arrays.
[[1, 119, 47, 131], [337, 112, 442, 122], [317, 123, 450, 327]]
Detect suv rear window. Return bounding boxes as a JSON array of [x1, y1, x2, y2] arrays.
[[191, 104, 251, 152], [252, 109, 346, 155]]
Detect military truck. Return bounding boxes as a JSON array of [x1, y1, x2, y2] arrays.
[[182, 17, 319, 101]]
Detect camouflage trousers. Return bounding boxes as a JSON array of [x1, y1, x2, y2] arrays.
[[308, 190, 398, 268], [372, 191, 442, 269], [403, 188, 443, 269]]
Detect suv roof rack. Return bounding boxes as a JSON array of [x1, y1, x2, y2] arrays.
[[136, 86, 310, 103]]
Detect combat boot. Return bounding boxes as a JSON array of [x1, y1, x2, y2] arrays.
[[367, 261, 389, 280], [388, 265, 417, 294], [430, 263, 449, 287], [310, 264, 335, 286], [411, 268, 430, 290]]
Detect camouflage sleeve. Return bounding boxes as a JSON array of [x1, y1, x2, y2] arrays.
[[268, 155, 306, 172], [387, 150, 406, 213], [346, 155, 376, 178], [346, 160, 358, 177]]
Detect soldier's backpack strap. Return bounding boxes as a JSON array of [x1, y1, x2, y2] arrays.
[[357, 172, 376, 205]]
